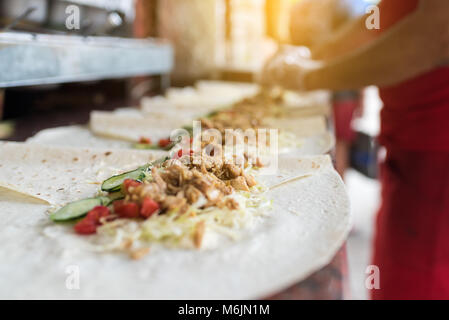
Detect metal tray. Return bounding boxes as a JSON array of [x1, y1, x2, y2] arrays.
[[0, 32, 173, 88]]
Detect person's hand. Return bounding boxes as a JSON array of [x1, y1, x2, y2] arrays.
[[259, 45, 323, 91]]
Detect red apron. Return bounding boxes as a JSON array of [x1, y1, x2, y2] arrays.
[[372, 0, 449, 299], [332, 91, 361, 143]]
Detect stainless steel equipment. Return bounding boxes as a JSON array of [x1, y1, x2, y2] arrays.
[[0, 32, 173, 88], [0, 0, 134, 36]]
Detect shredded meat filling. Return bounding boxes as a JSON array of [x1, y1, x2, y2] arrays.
[[125, 153, 259, 215], [126, 157, 258, 214]]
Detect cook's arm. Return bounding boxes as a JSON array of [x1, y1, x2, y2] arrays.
[[312, 14, 378, 61], [305, 0, 449, 90]]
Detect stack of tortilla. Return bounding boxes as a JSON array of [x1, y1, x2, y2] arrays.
[[0, 81, 350, 299]]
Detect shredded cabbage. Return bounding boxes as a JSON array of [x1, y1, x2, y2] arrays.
[[93, 181, 272, 252]]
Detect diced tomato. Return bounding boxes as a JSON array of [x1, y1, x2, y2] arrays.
[[158, 138, 171, 148], [139, 137, 152, 144], [173, 149, 183, 159], [140, 197, 160, 218], [174, 149, 194, 159], [74, 218, 97, 235], [86, 206, 110, 222], [122, 179, 142, 194], [113, 200, 140, 218], [74, 206, 110, 235]]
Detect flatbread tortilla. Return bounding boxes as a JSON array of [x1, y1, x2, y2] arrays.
[[90, 109, 331, 149], [0, 143, 350, 299], [90, 110, 187, 142], [27, 126, 133, 149], [139, 82, 258, 117], [140, 95, 227, 116], [265, 116, 327, 138], [194, 80, 259, 97], [0, 142, 165, 205], [27, 125, 334, 157]]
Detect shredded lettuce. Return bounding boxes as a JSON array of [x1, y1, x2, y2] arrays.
[[93, 182, 272, 252]]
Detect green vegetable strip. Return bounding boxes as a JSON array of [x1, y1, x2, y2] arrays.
[[101, 166, 147, 192], [101, 156, 169, 192], [50, 193, 125, 222], [50, 156, 169, 222], [50, 198, 104, 222]]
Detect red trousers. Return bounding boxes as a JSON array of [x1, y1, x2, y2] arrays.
[[372, 148, 449, 299], [333, 97, 360, 143]]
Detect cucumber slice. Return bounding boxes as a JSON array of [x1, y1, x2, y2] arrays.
[[161, 141, 178, 151], [50, 193, 125, 222], [101, 192, 124, 206], [101, 167, 146, 192], [181, 126, 194, 135], [101, 157, 170, 192], [50, 198, 103, 222]]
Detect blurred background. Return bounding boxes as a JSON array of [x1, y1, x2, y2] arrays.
[[0, 0, 382, 299]]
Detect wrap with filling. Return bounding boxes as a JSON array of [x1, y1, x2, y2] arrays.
[[0, 142, 350, 299]]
